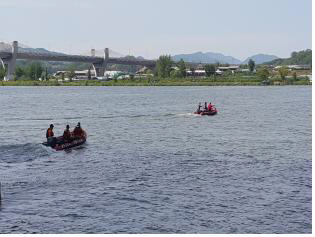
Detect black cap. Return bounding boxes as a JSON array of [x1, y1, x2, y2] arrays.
[[66, 125, 70, 129], [50, 124, 54, 128]]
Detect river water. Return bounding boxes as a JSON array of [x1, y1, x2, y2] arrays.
[[0, 86, 312, 234]]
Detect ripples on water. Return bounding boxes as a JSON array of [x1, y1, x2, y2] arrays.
[[0, 86, 311, 233]]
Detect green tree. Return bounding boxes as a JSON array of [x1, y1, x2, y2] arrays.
[[27, 62, 43, 80], [45, 67, 48, 81], [157, 55, 173, 78], [15, 66, 25, 79], [146, 69, 153, 75], [291, 51, 298, 58], [278, 67, 289, 80], [266, 49, 312, 66], [34, 62, 43, 80], [28, 64, 36, 80], [205, 64, 216, 77], [170, 69, 181, 78], [145, 69, 154, 82], [177, 59, 186, 77], [248, 59, 255, 72], [67, 65, 76, 81], [0, 66, 5, 80], [41, 71, 46, 81], [257, 66, 270, 80]]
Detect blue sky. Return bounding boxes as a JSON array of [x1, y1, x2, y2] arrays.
[[0, 0, 312, 59]]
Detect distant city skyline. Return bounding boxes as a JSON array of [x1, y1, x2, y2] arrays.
[[0, 0, 312, 59]]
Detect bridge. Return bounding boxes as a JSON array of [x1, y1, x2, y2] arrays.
[[0, 41, 156, 81]]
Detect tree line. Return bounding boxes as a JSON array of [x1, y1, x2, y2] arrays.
[[14, 62, 47, 80], [0, 66, 5, 79], [156, 55, 304, 82], [0, 61, 78, 81], [156, 55, 256, 78], [0, 51, 309, 82]]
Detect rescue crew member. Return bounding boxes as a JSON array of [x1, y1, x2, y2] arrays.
[[63, 125, 71, 142], [46, 124, 56, 146], [208, 102, 213, 111], [204, 102, 208, 111], [197, 102, 202, 113], [73, 122, 84, 138]]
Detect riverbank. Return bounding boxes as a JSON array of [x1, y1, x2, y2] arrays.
[[0, 77, 311, 86]]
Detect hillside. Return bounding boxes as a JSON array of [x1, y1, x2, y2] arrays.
[[172, 52, 241, 64], [265, 49, 312, 65], [242, 54, 279, 64], [172, 52, 280, 65]]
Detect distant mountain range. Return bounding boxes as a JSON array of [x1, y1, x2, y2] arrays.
[[242, 54, 279, 64], [172, 52, 242, 64], [172, 52, 279, 64], [0, 42, 66, 56], [0, 41, 31, 51], [0, 42, 12, 51], [19, 47, 66, 56], [2, 41, 310, 65]]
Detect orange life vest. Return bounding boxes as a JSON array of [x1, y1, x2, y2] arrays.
[[63, 129, 71, 140], [46, 128, 54, 138], [73, 127, 83, 137]]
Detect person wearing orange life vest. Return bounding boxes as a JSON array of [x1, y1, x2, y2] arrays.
[[73, 122, 85, 138], [208, 102, 213, 111], [63, 125, 72, 142], [46, 124, 57, 146]]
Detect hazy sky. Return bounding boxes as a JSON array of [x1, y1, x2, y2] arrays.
[[0, 0, 312, 59]]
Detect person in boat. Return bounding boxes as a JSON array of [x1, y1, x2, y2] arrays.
[[63, 125, 72, 142], [204, 102, 208, 111], [208, 102, 213, 111], [196, 102, 202, 114], [46, 124, 57, 147], [73, 122, 84, 139]]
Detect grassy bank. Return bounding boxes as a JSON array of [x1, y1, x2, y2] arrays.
[[0, 76, 311, 86]]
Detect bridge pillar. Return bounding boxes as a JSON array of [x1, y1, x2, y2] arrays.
[[4, 41, 18, 81], [91, 49, 95, 57], [92, 48, 109, 77]]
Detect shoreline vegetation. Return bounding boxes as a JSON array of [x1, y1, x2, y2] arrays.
[[0, 76, 311, 86], [0, 49, 311, 87]]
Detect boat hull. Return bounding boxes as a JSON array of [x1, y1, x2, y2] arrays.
[[43, 132, 87, 151], [194, 110, 217, 116]]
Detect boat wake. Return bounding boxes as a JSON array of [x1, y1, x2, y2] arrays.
[[176, 112, 201, 117], [98, 114, 151, 119], [0, 143, 51, 163], [98, 112, 201, 120]]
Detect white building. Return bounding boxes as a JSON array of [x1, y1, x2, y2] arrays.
[[54, 70, 96, 80]]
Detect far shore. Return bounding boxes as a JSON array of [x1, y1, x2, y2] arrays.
[[0, 77, 311, 87]]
